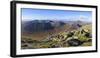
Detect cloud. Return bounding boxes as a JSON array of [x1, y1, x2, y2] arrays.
[[77, 15, 91, 22]]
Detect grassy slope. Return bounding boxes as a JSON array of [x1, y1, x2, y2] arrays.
[[21, 24, 72, 41], [21, 24, 92, 49]]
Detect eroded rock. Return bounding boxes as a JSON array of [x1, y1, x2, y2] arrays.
[[67, 39, 83, 46]]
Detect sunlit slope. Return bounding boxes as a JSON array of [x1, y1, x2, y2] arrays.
[[21, 24, 92, 49]]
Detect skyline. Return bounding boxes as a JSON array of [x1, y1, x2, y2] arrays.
[[21, 8, 92, 22]]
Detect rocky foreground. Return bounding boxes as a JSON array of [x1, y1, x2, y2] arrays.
[[21, 24, 92, 49]]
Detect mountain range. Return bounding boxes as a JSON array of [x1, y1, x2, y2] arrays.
[[21, 20, 91, 34]]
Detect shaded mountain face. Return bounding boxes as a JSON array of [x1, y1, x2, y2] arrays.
[[21, 20, 66, 33], [21, 20, 91, 34]]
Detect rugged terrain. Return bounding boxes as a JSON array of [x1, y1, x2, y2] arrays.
[[21, 20, 92, 49]]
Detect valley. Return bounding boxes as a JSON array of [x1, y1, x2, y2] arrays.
[[21, 20, 92, 49]]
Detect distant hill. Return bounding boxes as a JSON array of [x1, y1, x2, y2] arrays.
[[21, 20, 66, 33], [21, 20, 91, 41]]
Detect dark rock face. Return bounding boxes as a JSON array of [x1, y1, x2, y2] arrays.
[[84, 33, 92, 38], [59, 21, 65, 26], [67, 39, 83, 46], [80, 29, 92, 38], [44, 22, 54, 30], [67, 31, 74, 37], [87, 39, 92, 42], [71, 24, 82, 29], [77, 24, 82, 27], [23, 21, 54, 32], [22, 20, 65, 33]]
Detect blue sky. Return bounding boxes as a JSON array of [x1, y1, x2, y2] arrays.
[[21, 8, 92, 22]]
